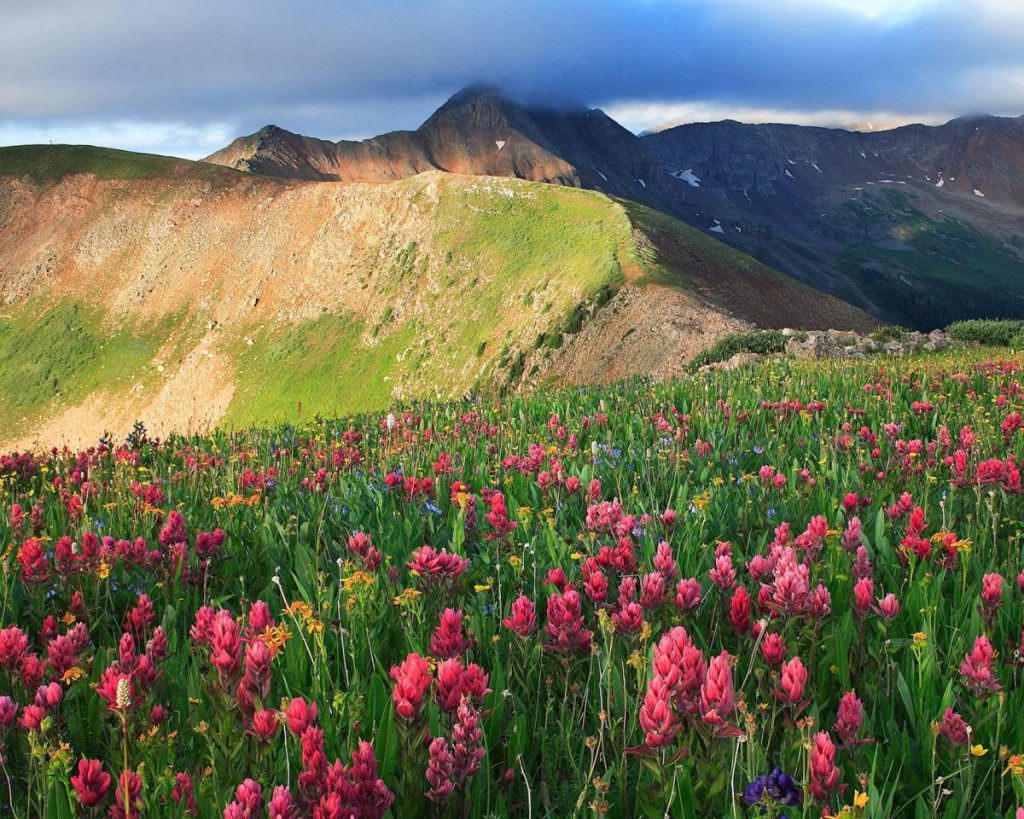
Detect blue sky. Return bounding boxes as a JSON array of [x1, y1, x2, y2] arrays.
[[1, 0, 1021, 158]]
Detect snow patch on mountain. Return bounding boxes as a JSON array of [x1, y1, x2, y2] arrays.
[[670, 168, 701, 187]]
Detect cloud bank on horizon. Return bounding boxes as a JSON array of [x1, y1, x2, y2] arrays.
[[1, 0, 1021, 158]]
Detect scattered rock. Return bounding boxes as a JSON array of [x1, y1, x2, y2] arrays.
[[699, 328, 966, 374], [700, 351, 775, 372], [784, 329, 962, 360]]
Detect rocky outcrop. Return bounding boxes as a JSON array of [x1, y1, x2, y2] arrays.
[[781, 327, 956, 359], [700, 328, 963, 372]]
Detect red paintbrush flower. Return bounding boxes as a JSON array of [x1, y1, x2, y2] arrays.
[[700, 652, 735, 726], [389, 653, 432, 721], [71, 757, 111, 808], [776, 656, 807, 705], [834, 690, 864, 745], [285, 697, 318, 735], [502, 595, 537, 637], [809, 731, 839, 803], [429, 609, 467, 659]]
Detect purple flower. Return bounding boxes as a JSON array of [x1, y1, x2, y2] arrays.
[[743, 767, 802, 813]]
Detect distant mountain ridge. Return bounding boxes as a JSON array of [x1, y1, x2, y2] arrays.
[[206, 87, 1024, 329], [206, 85, 576, 184]]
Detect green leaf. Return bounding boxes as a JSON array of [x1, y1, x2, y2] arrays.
[[45, 781, 74, 819], [874, 507, 891, 562], [895, 669, 916, 730]]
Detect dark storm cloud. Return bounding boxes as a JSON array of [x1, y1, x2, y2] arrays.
[[1, 0, 1021, 157]]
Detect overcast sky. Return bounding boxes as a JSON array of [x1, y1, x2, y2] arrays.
[[1, 0, 1022, 158]]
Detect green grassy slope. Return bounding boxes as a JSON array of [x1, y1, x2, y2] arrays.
[[0, 171, 642, 436], [828, 189, 1024, 328], [0, 144, 238, 182], [0, 302, 195, 435], [224, 180, 634, 426]]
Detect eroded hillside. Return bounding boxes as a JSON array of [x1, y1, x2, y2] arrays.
[[0, 146, 873, 449]]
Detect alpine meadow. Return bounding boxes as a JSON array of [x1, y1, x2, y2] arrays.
[[3, 1, 1024, 817]]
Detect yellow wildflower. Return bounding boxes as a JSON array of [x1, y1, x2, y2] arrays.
[[61, 667, 85, 684], [393, 588, 422, 607], [260, 624, 292, 654], [285, 601, 315, 619], [341, 571, 375, 594]]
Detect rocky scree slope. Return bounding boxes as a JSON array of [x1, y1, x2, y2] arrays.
[[0, 145, 872, 450]]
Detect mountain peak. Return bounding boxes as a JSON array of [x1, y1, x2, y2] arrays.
[[255, 124, 293, 137], [440, 83, 509, 106], [423, 84, 534, 129], [433, 83, 593, 118]]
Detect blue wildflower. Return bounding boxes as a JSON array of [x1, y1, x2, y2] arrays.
[[743, 768, 802, 814]]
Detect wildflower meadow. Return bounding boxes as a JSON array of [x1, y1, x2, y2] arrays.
[[3, 350, 1024, 817]]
